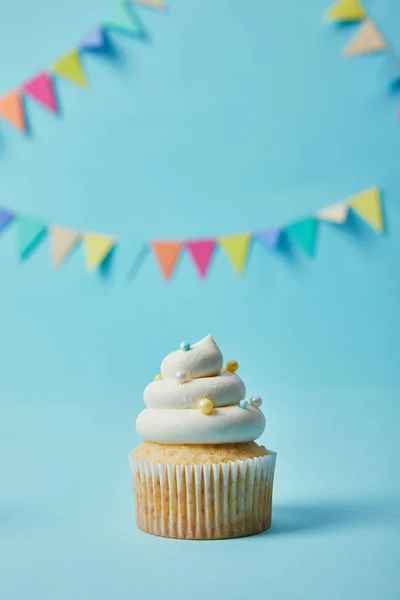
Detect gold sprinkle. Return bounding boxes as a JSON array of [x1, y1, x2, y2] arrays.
[[226, 360, 239, 373], [198, 397, 213, 415]]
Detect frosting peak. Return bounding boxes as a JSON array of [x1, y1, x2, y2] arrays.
[[136, 335, 265, 445], [161, 334, 223, 379]]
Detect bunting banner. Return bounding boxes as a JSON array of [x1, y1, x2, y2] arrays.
[[324, 0, 366, 22], [323, 1, 400, 115], [0, 0, 166, 135], [0, 187, 384, 278]]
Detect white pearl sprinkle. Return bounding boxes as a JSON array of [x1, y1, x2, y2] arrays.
[[250, 396, 262, 408], [176, 371, 187, 384]]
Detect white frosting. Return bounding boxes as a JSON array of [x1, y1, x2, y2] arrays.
[[144, 371, 246, 409], [136, 406, 265, 444], [161, 334, 223, 379], [136, 334, 265, 444]]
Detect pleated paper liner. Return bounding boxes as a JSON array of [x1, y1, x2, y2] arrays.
[[129, 451, 277, 540]]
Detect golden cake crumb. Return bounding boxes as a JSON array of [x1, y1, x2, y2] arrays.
[[132, 441, 269, 465]]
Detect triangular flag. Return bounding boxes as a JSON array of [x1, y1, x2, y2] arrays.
[[80, 27, 105, 51], [83, 233, 115, 271], [53, 51, 86, 87], [218, 234, 250, 274], [186, 239, 216, 278], [0, 208, 14, 232], [256, 228, 282, 249], [0, 91, 26, 132], [349, 188, 383, 231], [151, 241, 182, 279], [325, 0, 366, 21], [343, 20, 387, 56], [105, 2, 145, 36], [286, 218, 318, 257], [50, 226, 81, 267], [23, 73, 57, 113], [316, 202, 349, 224], [128, 0, 166, 9], [15, 216, 47, 259]]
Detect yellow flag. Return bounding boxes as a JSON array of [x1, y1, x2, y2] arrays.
[[83, 233, 115, 271], [53, 50, 86, 87], [343, 20, 387, 56], [349, 188, 383, 232], [325, 0, 366, 21], [218, 234, 250, 274]]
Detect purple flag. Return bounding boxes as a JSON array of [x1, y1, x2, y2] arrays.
[[0, 208, 14, 232], [256, 228, 282, 249], [80, 27, 105, 51]]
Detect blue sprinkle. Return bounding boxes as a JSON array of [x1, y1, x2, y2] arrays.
[[180, 341, 191, 351], [239, 399, 249, 409]]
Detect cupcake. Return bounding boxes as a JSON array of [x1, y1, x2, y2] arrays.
[[129, 335, 276, 540]]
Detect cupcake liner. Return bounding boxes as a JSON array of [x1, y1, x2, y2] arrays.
[[129, 450, 277, 540]]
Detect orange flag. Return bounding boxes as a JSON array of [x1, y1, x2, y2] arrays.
[[0, 90, 26, 132], [151, 241, 183, 279]]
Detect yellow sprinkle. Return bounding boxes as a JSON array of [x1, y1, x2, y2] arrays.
[[226, 360, 239, 373], [198, 397, 213, 415], [154, 374, 163, 381]]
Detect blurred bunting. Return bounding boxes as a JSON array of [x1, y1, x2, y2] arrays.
[[50, 226, 81, 267], [349, 188, 383, 232], [316, 202, 348, 224], [0, 91, 26, 132], [23, 73, 57, 113], [256, 228, 282, 249], [0, 187, 384, 277], [0, 208, 15, 232], [186, 239, 216, 278], [151, 241, 183, 279], [80, 27, 105, 51], [130, 0, 166, 9], [84, 233, 115, 271], [53, 51, 86, 87], [286, 218, 318, 257], [105, 1, 145, 36], [16, 216, 47, 259], [0, 0, 165, 139], [324, 0, 366, 22], [218, 234, 250, 274], [343, 20, 387, 56]]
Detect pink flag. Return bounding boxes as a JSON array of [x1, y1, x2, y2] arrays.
[[23, 72, 57, 113], [186, 239, 216, 278]]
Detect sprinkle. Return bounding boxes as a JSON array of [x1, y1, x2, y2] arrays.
[[226, 360, 239, 373], [176, 370, 188, 384], [250, 396, 262, 408], [239, 399, 249, 409], [180, 341, 191, 351], [198, 397, 213, 415], [154, 374, 163, 381]]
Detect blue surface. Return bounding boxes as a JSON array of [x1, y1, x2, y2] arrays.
[[1, 0, 400, 598]]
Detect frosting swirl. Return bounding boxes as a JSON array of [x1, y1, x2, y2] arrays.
[[136, 335, 265, 444]]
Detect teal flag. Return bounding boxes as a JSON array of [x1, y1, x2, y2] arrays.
[[16, 216, 47, 259], [286, 218, 318, 257], [105, 2, 145, 36]]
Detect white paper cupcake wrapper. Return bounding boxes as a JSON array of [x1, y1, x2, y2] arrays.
[[129, 450, 277, 540]]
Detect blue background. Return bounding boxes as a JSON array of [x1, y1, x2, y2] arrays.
[[1, 0, 400, 598]]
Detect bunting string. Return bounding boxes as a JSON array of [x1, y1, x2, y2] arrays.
[[0, 0, 167, 135], [324, 0, 400, 116], [0, 187, 384, 278]]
